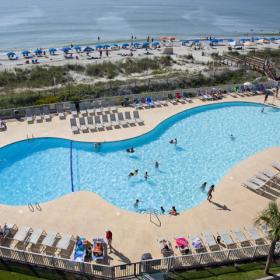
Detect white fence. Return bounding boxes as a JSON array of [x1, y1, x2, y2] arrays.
[[0, 243, 276, 279]]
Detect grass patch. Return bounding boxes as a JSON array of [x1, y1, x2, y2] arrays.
[[166, 261, 280, 280]]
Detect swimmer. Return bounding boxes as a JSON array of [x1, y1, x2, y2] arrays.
[[126, 147, 135, 153], [169, 206, 178, 216], [230, 134, 235, 141], [94, 142, 101, 149], [134, 199, 140, 208], [160, 206, 165, 214], [144, 171, 149, 180], [200, 182, 207, 191], [261, 107, 264, 113], [155, 161, 159, 169], [128, 169, 139, 178], [169, 138, 177, 145]]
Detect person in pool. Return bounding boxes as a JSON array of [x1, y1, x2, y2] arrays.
[[126, 147, 135, 153], [144, 171, 149, 180], [134, 199, 140, 208], [200, 182, 207, 191], [169, 138, 177, 145], [155, 161, 159, 169], [169, 206, 179, 216], [160, 206, 165, 214], [128, 169, 139, 178], [230, 134, 235, 141]]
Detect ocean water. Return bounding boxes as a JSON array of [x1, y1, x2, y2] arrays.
[[0, 102, 280, 213], [0, 0, 279, 50]]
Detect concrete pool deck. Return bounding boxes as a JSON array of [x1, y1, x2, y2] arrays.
[[0, 94, 279, 265]]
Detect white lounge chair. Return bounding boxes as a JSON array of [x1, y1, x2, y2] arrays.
[[79, 117, 88, 133], [86, 102, 94, 115], [133, 110, 144, 125], [70, 118, 79, 134], [25, 108, 34, 123], [245, 226, 264, 244], [232, 229, 248, 245], [109, 113, 120, 127], [56, 104, 65, 119], [79, 102, 88, 116], [243, 181, 262, 191], [219, 232, 235, 248], [117, 112, 128, 126], [42, 231, 58, 248], [263, 169, 278, 179], [94, 101, 102, 114], [70, 103, 78, 117], [272, 161, 280, 171], [28, 229, 45, 244], [203, 232, 219, 250], [2, 223, 18, 238], [94, 116, 103, 129], [13, 226, 32, 242], [56, 234, 73, 250], [124, 111, 136, 125], [87, 116, 96, 131], [101, 114, 111, 128], [34, 108, 43, 122], [43, 106, 51, 121]]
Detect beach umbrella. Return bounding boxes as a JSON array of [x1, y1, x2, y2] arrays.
[[34, 49, 43, 55], [83, 46, 94, 52], [74, 46, 81, 52], [152, 41, 160, 46], [182, 40, 189, 45], [49, 48, 57, 54], [210, 39, 218, 43], [244, 82, 252, 87], [7, 52, 16, 57], [96, 45, 104, 49], [22, 50, 30, 55], [103, 44, 111, 49], [133, 42, 141, 47], [227, 39, 234, 42], [111, 43, 119, 47], [122, 43, 129, 47], [142, 42, 150, 48], [61, 47, 72, 53]]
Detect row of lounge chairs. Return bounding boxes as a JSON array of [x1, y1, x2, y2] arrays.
[[0, 223, 75, 258], [243, 163, 280, 200], [71, 102, 118, 117], [160, 225, 268, 257], [70, 111, 144, 134]]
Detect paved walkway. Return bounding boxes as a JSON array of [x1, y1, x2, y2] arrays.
[[0, 95, 279, 264]]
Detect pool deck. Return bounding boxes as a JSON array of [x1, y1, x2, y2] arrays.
[[0, 94, 280, 265]]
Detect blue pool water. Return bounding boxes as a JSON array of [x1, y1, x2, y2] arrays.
[[0, 102, 279, 212]]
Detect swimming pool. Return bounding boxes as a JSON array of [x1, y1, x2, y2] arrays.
[[0, 102, 279, 212]]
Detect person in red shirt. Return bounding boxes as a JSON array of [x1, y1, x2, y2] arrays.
[[106, 230, 113, 253]]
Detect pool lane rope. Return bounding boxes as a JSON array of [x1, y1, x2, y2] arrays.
[[70, 141, 74, 192]]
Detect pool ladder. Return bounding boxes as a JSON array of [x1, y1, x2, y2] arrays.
[[28, 202, 41, 212]]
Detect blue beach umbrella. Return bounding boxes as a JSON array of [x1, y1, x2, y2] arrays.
[[74, 46, 81, 52], [228, 39, 234, 42], [193, 40, 200, 44], [103, 44, 111, 49], [22, 50, 31, 56], [142, 42, 150, 48], [49, 48, 57, 54], [83, 46, 94, 52], [61, 47, 72, 53], [122, 43, 129, 47], [7, 52, 16, 57], [34, 49, 43, 55], [96, 45, 104, 49], [111, 43, 119, 47], [182, 40, 189, 46], [152, 41, 160, 46], [133, 42, 141, 47]]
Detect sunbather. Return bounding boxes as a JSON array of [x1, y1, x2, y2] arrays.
[[169, 206, 179, 216]]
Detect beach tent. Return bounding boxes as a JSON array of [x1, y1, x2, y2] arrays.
[[142, 42, 150, 48], [49, 48, 57, 55], [83, 46, 94, 52], [122, 43, 130, 48], [152, 41, 160, 47], [61, 47, 72, 53], [74, 46, 82, 52], [7, 52, 16, 59], [34, 49, 43, 56]]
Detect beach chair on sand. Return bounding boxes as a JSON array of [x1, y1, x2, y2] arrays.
[[189, 235, 206, 253], [272, 161, 280, 171], [92, 238, 105, 260], [56, 234, 74, 251], [25, 108, 34, 123], [86, 102, 94, 115], [43, 106, 51, 121], [79, 117, 88, 133], [79, 102, 88, 116], [1, 223, 18, 238], [70, 103, 78, 117], [245, 226, 265, 244], [117, 112, 128, 126], [218, 232, 235, 248], [56, 104, 65, 119], [70, 118, 79, 134], [203, 232, 219, 251], [133, 111, 144, 125], [102, 114, 111, 128], [109, 113, 120, 127], [87, 116, 96, 131], [28, 229, 46, 245], [34, 108, 43, 122], [124, 111, 136, 125], [42, 231, 59, 253], [13, 226, 32, 243], [94, 116, 103, 130], [159, 238, 173, 257], [232, 229, 250, 246]]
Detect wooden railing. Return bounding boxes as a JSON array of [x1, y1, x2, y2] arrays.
[[0, 243, 277, 279]]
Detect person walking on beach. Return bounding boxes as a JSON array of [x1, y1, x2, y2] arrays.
[[105, 230, 113, 253], [264, 91, 269, 103], [207, 185, 215, 202]]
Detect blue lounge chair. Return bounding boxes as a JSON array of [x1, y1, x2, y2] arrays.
[[146, 96, 155, 108], [74, 237, 86, 262]]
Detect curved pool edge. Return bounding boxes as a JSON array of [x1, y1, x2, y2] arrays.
[[0, 100, 271, 150]]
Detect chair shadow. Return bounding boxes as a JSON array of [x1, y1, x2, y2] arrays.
[[110, 247, 131, 264], [175, 146, 185, 152], [128, 155, 140, 160], [211, 201, 231, 211]]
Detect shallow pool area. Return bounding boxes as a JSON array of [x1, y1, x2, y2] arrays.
[[0, 102, 279, 212]]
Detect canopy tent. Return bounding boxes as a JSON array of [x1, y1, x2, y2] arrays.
[[133, 42, 141, 48], [182, 40, 189, 46], [83, 46, 94, 52]]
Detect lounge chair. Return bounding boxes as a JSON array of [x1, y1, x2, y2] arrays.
[[110, 105, 118, 113], [158, 96, 168, 106], [13, 226, 32, 243], [168, 94, 178, 105], [74, 237, 86, 262], [1, 223, 18, 238], [25, 108, 34, 123], [87, 116, 96, 131], [159, 238, 173, 257], [56, 234, 74, 251], [109, 113, 120, 127], [94, 115, 103, 129], [262, 169, 279, 179], [117, 112, 128, 126], [203, 232, 219, 250], [232, 229, 249, 246], [70, 118, 79, 134], [242, 180, 262, 191], [133, 111, 144, 125], [134, 98, 143, 110], [42, 231, 59, 250], [86, 102, 94, 115], [70, 103, 78, 117], [34, 108, 43, 122], [92, 238, 105, 260], [79, 117, 88, 133], [249, 177, 268, 187], [93, 101, 102, 115], [79, 102, 88, 116], [189, 235, 206, 253], [245, 226, 264, 244], [102, 114, 111, 128], [124, 111, 136, 125], [28, 229, 46, 244], [146, 96, 155, 108], [175, 237, 190, 255], [272, 161, 280, 171], [43, 106, 51, 121], [182, 92, 193, 103], [175, 92, 186, 103], [56, 104, 65, 119], [218, 232, 235, 248]]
